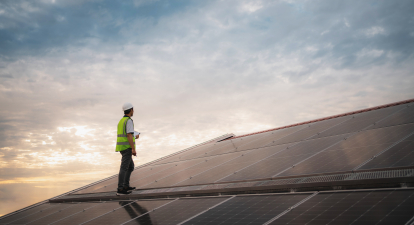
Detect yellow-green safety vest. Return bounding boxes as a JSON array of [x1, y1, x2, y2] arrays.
[[116, 116, 135, 152]]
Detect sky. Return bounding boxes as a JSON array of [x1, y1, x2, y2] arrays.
[[1, 0, 414, 216]]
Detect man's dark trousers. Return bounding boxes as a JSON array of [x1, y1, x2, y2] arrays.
[[118, 148, 134, 190]]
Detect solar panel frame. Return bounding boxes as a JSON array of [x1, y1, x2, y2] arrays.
[[367, 103, 414, 130], [82, 199, 174, 225], [268, 188, 414, 225], [0, 203, 55, 224], [122, 196, 231, 225], [219, 134, 349, 182], [26, 202, 97, 225], [5, 203, 74, 225], [181, 193, 313, 225], [278, 124, 414, 177], [315, 104, 406, 139]]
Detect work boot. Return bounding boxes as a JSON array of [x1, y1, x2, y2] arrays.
[[116, 188, 132, 196]]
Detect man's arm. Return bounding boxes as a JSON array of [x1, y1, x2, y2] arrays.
[[127, 133, 136, 156]]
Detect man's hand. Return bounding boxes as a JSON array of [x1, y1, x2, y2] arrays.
[[135, 134, 140, 139], [127, 133, 136, 156]]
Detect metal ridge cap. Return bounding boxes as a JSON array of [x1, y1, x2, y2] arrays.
[[229, 98, 414, 140]]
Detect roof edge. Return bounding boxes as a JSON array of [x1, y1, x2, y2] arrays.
[[230, 98, 414, 140]]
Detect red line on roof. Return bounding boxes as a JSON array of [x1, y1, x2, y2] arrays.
[[229, 98, 414, 140]]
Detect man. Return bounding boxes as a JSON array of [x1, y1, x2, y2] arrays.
[[116, 103, 139, 195]]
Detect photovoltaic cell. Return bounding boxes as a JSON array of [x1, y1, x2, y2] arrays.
[[123, 197, 230, 225], [368, 103, 414, 130], [359, 139, 414, 170], [26, 202, 97, 225], [51, 201, 134, 225], [179, 145, 290, 186], [221, 134, 348, 182], [136, 152, 240, 188], [169, 152, 248, 187], [6, 203, 73, 225], [271, 189, 414, 225], [278, 124, 414, 176], [75, 163, 177, 194], [238, 125, 308, 151], [0, 203, 53, 224], [269, 116, 352, 146], [83, 200, 172, 225], [316, 104, 404, 139], [152, 142, 217, 164], [182, 194, 311, 225], [94, 163, 179, 193], [129, 157, 209, 188]]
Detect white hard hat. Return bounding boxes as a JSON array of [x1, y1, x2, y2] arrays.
[[122, 103, 133, 111]]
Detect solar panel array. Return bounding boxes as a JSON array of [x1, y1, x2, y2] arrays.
[[1, 99, 414, 224]]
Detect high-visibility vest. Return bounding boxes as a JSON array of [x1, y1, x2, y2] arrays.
[[116, 116, 135, 152]]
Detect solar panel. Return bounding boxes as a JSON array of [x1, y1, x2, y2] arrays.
[[133, 152, 241, 189], [316, 104, 405, 139], [359, 139, 414, 170], [230, 125, 309, 152], [269, 116, 352, 146], [278, 124, 414, 177], [194, 136, 261, 158], [175, 145, 289, 186], [122, 197, 230, 225], [5, 203, 74, 225], [368, 103, 414, 130], [164, 141, 231, 161], [127, 157, 211, 189], [181, 194, 311, 225], [49, 201, 134, 225], [271, 189, 414, 225], [25, 202, 97, 225], [82, 200, 173, 225], [91, 163, 180, 193], [0, 203, 54, 224], [220, 134, 348, 182]]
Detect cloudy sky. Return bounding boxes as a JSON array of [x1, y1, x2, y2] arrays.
[[1, 0, 414, 216]]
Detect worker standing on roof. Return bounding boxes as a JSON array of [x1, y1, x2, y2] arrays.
[[115, 103, 139, 195]]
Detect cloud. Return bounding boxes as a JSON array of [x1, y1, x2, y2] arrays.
[[1, 0, 414, 216]]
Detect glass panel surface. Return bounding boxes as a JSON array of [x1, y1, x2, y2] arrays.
[[123, 197, 230, 225], [221, 135, 348, 182], [359, 140, 414, 170], [133, 152, 241, 188], [182, 194, 311, 225], [177, 145, 289, 186], [279, 143, 391, 177], [317, 105, 404, 139], [271, 116, 352, 146], [26, 203, 97, 225], [74, 177, 119, 194], [0, 204, 53, 224], [167, 152, 248, 187], [368, 103, 414, 130], [272, 189, 414, 225], [75, 163, 178, 194], [53, 201, 134, 225], [84, 200, 172, 225], [130, 157, 208, 188], [156, 142, 219, 163], [278, 124, 414, 176], [7, 204, 74, 225]]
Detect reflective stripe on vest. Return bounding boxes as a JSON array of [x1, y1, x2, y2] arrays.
[[115, 116, 135, 152]]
